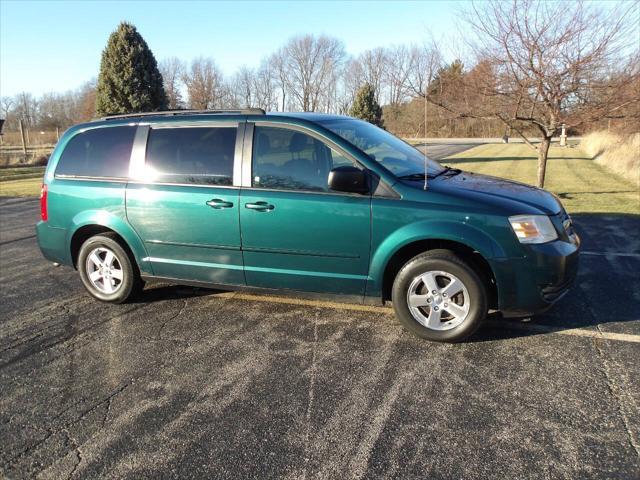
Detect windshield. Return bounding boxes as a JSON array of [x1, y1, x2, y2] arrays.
[[317, 118, 445, 177]]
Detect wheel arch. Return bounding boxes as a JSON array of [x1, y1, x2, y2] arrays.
[[379, 239, 498, 307], [68, 211, 152, 274], [368, 221, 502, 307]]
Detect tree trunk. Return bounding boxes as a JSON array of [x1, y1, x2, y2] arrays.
[[537, 136, 552, 188]]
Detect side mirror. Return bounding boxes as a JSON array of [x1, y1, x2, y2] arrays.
[[328, 166, 369, 194]]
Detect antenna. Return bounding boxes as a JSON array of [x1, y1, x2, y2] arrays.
[[423, 91, 428, 190]]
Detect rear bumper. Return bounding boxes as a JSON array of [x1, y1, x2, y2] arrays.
[[36, 221, 70, 265], [491, 235, 580, 317]]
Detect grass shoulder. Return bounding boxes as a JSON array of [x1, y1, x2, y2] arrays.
[[444, 143, 639, 215]]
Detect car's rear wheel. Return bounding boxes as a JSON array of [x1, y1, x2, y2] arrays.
[[391, 249, 487, 342], [77, 233, 142, 303]]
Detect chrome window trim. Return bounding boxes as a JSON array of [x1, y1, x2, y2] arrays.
[[129, 124, 149, 179], [233, 123, 245, 187], [240, 186, 369, 199], [126, 180, 240, 190], [241, 122, 254, 188], [53, 175, 128, 183]]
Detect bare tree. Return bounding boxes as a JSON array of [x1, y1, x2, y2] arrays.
[[1, 96, 14, 118], [75, 80, 97, 122], [1, 96, 15, 132], [384, 45, 412, 105], [38, 92, 74, 129], [232, 66, 255, 108], [427, 0, 640, 187], [254, 60, 279, 111], [406, 41, 443, 99], [160, 57, 186, 109], [346, 48, 387, 103], [183, 57, 224, 109], [280, 34, 346, 111], [13, 92, 38, 127], [270, 50, 289, 111]]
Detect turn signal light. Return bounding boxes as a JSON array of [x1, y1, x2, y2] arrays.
[[508, 215, 558, 244]]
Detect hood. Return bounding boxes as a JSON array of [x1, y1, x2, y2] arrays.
[[414, 171, 563, 215]]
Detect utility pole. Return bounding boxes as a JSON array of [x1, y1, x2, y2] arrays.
[[19, 119, 27, 161]]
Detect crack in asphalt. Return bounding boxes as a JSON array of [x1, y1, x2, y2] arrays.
[[579, 288, 640, 460], [0, 234, 36, 246], [346, 332, 408, 480], [0, 296, 87, 354], [2, 383, 129, 470], [0, 301, 155, 371], [157, 298, 188, 340], [302, 310, 319, 480], [63, 428, 82, 480], [592, 328, 640, 460]]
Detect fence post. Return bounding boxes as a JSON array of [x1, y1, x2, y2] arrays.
[[56, 126, 60, 141], [19, 120, 27, 162]]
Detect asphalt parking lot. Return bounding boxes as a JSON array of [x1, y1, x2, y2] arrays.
[[1, 195, 639, 479]]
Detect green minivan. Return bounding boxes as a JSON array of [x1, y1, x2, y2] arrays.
[[36, 109, 580, 342]]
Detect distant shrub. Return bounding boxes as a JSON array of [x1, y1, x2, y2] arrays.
[[581, 131, 639, 186], [34, 155, 49, 166], [350, 83, 383, 128]]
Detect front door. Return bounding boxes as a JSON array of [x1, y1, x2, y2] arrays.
[[239, 124, 371, 296], [126, 122, 245, 285]]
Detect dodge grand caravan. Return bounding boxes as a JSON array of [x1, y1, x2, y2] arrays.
[[36, 109, 580, 342]]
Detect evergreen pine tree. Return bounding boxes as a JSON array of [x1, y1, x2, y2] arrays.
[[349, 83, 383, 127], [95, 22, 168, 116]]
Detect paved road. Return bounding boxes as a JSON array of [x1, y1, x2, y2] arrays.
[[417, 143, 479, 160], [1, 197, 639, 479]]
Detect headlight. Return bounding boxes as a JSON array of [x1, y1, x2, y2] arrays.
[[508, 215, 558, 244]]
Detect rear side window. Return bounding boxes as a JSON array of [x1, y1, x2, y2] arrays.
[[145, 127, 237, 185], [56, 126, 136, 178]]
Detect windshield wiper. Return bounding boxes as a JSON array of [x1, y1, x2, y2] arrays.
[[398, 172, 437, 180], [438, 166, 462, 177], [398, 166, 462, 181]]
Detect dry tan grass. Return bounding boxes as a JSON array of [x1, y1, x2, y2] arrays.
[[581, 131, 640, 186]]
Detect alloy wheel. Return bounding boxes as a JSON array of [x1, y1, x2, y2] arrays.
[[406, 270, 471, 330], [85, 247, 124, 294]]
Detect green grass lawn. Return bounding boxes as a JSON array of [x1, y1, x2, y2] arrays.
[[0, 167, 45, 196], [0, 177, 43, 196], [444, 143, 639, 215], [0, 166, 46, 177]]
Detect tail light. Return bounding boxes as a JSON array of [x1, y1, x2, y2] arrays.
[[40, 184, 48, 221]]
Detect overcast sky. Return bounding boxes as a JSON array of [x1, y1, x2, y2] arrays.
[[0, 0, 469, 97]]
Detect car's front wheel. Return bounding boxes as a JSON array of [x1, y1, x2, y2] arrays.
[[391, 249, 487, 342], [77, 233, 143, 303]]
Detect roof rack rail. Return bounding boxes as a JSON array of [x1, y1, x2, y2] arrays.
[[100, 108, 266, 121]]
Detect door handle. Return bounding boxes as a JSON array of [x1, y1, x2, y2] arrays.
[[206, 199, 234, 209], [245, 201, 275, 211]]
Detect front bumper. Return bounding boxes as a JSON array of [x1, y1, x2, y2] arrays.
[[490, 234, 580, 317]]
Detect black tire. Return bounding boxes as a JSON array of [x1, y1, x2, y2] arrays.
[[391, 249, 487, 342], [77, 233, 143, 303]]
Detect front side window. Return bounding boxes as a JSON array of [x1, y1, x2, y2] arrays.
[[145, 127, 237, 185], [317, 118, 445, 178], [56, 126, 136, 178], [252, 126, 358, 192]]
